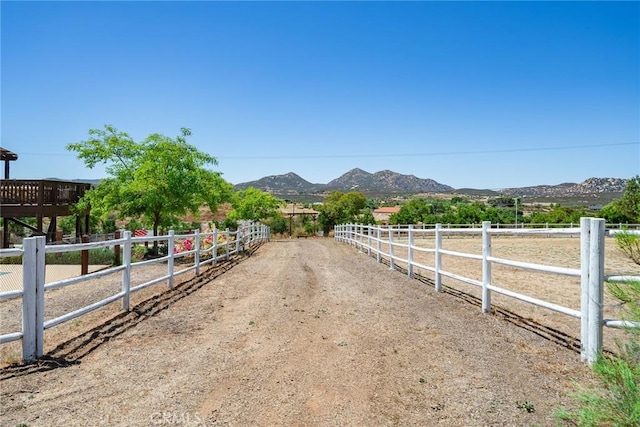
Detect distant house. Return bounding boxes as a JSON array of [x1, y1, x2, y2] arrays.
[[373, 206, 401, 224]]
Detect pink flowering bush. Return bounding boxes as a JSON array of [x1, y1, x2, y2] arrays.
[[174, 238, 194, 254], [173, 232, 233, 261]]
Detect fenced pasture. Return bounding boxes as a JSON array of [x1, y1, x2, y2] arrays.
[[0, 224, 270, 364], [335, 219, 639, 364]]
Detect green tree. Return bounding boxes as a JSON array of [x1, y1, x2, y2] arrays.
[[597, 176, 640, 225], [266, 213, 288, 235], [455, 201, 486, 224], [487, 196, 516, 208], [67, 125, 232, 253], [390, 198, 431, 225], [229, 187, 281, 222], [619, 175, 640, 223], [599, 203, 634, 224], [360, 208, 376, 225], [317, 191, 367, 234], [58, 216, 77, 235]]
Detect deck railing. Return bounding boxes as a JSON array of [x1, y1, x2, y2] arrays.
[[0, 179, 91, 206]]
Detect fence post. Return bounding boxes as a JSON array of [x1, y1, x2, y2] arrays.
[[195, 230, 201, 276], [353, 223, 356, 247], [213, 229, 218, 266], [407, 225, 414, 279], [482, 221, 492, 313], [225, 229, 230, 260], [580, 217, 591, 362], [388, 226, 395, 271], [34, 236, 45, 358], [167, 230, 175, 289], [81, 234, 89, 275], [21, 237, 37, 362], [586, 218, 605, 365], [114, 230, 121, 266], [122, 231, 132, 311], [367, 226, 372, 256], [435, 223, 442, 292], [354, 224, 358, 249], [376, 226, 381, 263], [21, 236, 45, 362], [359, 224, 364, 252]]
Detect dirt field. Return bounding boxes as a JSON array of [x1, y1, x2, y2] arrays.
[[0, 237, 635, 426]]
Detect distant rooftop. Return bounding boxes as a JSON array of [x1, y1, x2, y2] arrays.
[[373, 206, 401, 214]]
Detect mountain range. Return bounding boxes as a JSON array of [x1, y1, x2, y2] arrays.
[[234, 168, 629, 199]]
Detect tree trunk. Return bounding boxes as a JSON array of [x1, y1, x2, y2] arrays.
[[152, 211, 161, 255]]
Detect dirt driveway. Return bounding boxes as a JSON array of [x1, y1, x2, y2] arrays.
[[1, 239, 595, 426]]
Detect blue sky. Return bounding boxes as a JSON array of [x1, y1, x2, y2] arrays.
[[1, 1, 639, 190]]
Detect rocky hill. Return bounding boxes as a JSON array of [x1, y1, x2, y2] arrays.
[[234, 168, 453, 196], [500, 177, 628, 197], [234, 170, 629, 201], [233, 172, 324, 195], [326, 168, 454, 193]]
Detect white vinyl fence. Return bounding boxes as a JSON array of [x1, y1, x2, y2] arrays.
[[334, 218, 639, 365], [0, 223, 269, 363]]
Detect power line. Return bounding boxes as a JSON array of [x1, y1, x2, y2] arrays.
[[217, 141, 639, 160], [11, 141, 639, 159]]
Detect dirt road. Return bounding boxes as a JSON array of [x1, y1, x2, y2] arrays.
[[1, 239, 593, 426]]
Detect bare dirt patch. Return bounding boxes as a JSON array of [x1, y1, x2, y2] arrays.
[[1, 238, 626, 426]]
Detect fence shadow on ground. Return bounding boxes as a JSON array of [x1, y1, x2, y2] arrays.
[[2, 242, 606, 380], [378, 258, 605, 357], [0, 245, 261, 380]]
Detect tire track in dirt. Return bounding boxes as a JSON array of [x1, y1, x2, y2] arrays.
[[1, 239, 594, 426]]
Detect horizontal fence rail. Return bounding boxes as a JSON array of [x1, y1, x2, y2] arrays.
[[0, 224, 270, 363], [380, 223, 640, 231], [335, 218, 639, 365]]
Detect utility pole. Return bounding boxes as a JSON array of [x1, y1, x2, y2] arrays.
[[289, 203, 295, 237]]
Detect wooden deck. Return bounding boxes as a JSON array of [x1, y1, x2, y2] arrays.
[[0, 180, 92, 248], [1, 180, 91, 216]]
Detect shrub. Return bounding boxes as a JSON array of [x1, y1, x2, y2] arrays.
[[556, 278, 640, 426], [615, 231, 640, 265], [45, 248, 115, 265], [132, 245, 148, 261], [556, 230, 640, 426]]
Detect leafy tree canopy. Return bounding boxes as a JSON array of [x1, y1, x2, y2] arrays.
[[67, 125, 233, 241], [317, 191, 368, 233], [619, 175, 640, 223], [229, 187, 282, 222], [597, 176, 639, 224]]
